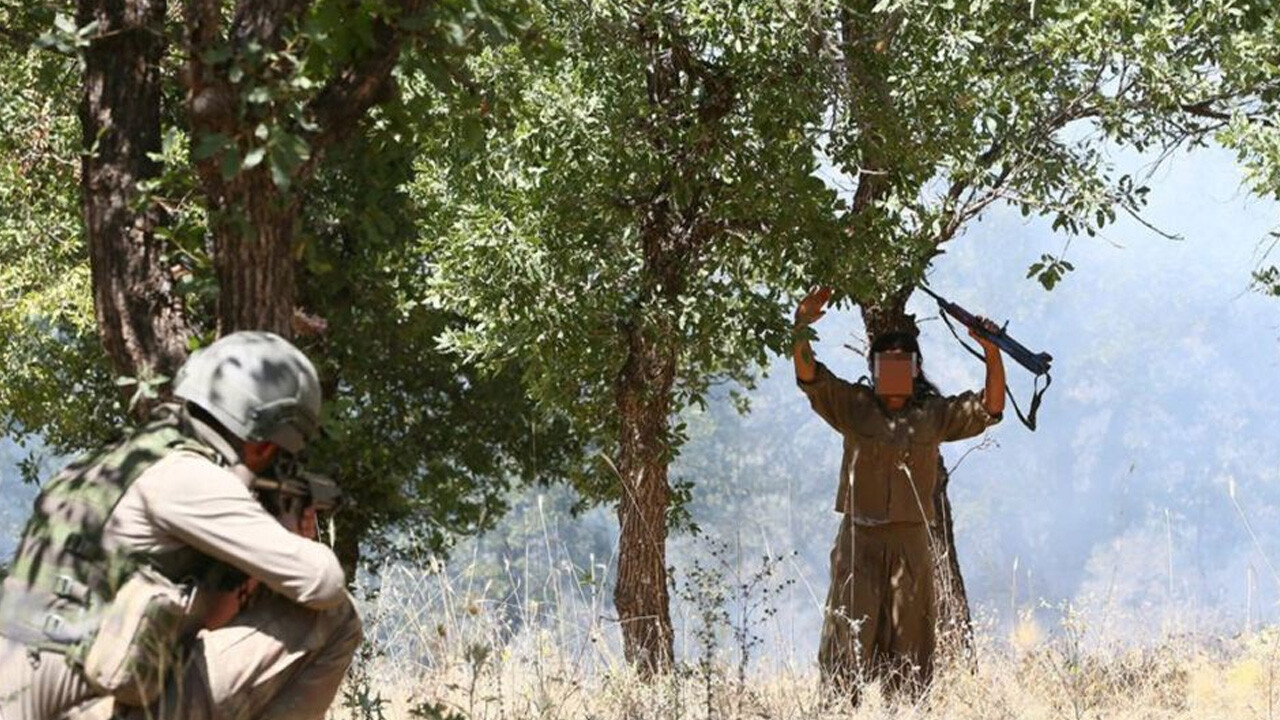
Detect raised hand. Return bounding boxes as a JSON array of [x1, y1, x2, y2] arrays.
[[795, 287, 833, 327]]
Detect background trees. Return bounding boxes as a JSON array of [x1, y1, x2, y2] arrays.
[[416, 0, 844, 672], [0, 0, 586, 570], [3, 0, 1280, 678]]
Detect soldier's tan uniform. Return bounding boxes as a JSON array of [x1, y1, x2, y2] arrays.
[[799, 362, 999, 693], [0, 444, 361, 720]]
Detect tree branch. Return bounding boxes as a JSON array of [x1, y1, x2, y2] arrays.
[[1181, 99, 1232, 121], [307, 0, 426, 153], [1181, 98, 1277, 129], [840, 2, 904, 215]]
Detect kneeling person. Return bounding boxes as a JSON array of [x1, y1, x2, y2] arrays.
[[0, 331, 361, 720]]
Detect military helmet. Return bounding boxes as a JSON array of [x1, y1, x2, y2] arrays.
[[173, 331, 322, 454]]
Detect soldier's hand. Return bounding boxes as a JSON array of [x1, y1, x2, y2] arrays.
[[299, 507, 319, 541], [968, 316, 1001, 351], [795, 287, 833, 327], [276, 500, 318, 540]]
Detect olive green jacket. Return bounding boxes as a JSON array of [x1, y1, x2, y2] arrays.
[[799, 362, 1001, 524]]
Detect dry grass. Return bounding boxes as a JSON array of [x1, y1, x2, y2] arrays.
[[329, 547, 1280, 720]]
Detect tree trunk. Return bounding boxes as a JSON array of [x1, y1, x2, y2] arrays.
[[211, 180, 299, 337], [183, 0, 302, 340], [860, 289, 917, 340], [612, 325, 677, 677], [859, 291, 973, 653], [79, 0, 192, 391], [931, 457, 974, 660], [182, 0, 416, 339], [333, 505, 363, 582]]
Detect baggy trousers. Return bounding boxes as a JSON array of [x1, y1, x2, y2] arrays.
[[0, 592, 362, 720], [818, 517, 935, 697]]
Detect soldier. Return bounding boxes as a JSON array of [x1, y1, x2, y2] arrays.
[[0, 331, 361, 720], [793, 288, 1004, 698]]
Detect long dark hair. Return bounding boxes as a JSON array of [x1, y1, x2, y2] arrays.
[[868, 331, 941, 399]]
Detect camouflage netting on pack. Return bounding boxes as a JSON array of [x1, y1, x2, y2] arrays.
[[0, 407, 217, 704]]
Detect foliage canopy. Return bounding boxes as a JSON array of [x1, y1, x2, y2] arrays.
[[0, 1, 587, 560]]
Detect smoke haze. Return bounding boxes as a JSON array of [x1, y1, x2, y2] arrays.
[[2, 145, 1277, 669]]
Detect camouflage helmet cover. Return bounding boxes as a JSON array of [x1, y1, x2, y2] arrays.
[[173, 331, 322, 454]]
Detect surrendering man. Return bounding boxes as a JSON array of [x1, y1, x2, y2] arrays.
[[793, 287, 1005, 698], [0, 331, 361, 720]]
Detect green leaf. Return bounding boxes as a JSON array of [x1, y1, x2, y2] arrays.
[[267, 132, 311, 190], [270, 158, 291, 190], [220, 145, 243, 181], [53, 13, 76, 34], [193, 133, 230, 161]]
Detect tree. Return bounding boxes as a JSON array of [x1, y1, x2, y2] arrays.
[[74, 0, 444, 378], [813, 0, 1280, 645], [295, 123, 593, 571], [418, 0, 1280, 673], [417, 0, 845, 673], [1203, 14, 1280, 295], [0, 12, 125, 457], [0, 1, 586, 567]]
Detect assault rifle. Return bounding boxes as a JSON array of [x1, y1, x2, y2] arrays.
[[918, 285, 1053, 430], [200, 470, 344, 610], [251, 470, 343, 541], [918, 286, 1053, 376], [252, 470, 342, 512]]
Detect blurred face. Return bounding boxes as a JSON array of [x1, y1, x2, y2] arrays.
[[873, 350, 917, 410]]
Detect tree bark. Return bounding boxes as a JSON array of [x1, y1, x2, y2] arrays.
[[79, 0, 192, 391], [183, 0, 305, 338], [606, 11, 713, 677], [613, 325, 677, 677], [931, 457, 974, 659], [210, 180, 299, 337], [859, 292, 974, 655], [183, 0, 414, 338]]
